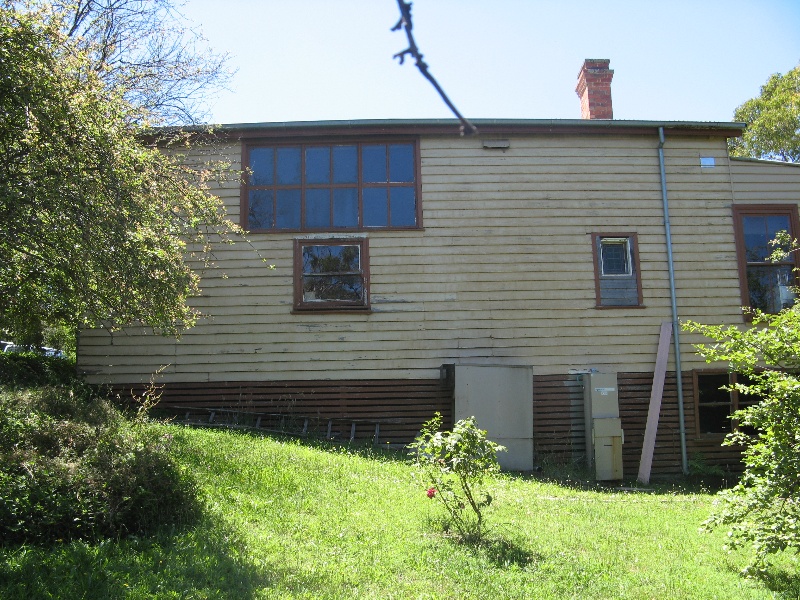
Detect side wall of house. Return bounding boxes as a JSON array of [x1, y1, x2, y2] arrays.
[[79, 132, 747, 382], [77, 135, 800, 472]]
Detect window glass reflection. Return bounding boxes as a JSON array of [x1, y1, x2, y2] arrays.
[[362, 145, 387, 183], [305, 147, 330, 184], [249, 147, 273, 185]]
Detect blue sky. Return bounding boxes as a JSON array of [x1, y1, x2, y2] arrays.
[[180, 0, 800, 125]]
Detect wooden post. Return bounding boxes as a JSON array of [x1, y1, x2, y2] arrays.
[[637, 322, 673, 484]]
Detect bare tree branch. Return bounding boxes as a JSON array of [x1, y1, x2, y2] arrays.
[[392, 0, 477, 135], [53, 0, 232, 125]]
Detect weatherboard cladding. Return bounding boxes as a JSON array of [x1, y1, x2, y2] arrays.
[[77, 122, 800, 473]]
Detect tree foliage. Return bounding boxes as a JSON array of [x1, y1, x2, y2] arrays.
[[684, 308, 800, 571], [0, 5, 240, 344], [729, 64, 800, 162]]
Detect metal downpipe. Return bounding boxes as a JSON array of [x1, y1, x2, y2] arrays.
[[658, 127, 689, 475]]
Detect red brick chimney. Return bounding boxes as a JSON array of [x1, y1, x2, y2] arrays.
[[575, 59, 614, 120]]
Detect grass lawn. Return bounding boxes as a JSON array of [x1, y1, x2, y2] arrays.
[[1, 424, 798, 599]]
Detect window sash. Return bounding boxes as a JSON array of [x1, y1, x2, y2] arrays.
[[293, 239, 369, 311], [733, 205, 800, 314], [599, 238, 632, 276]]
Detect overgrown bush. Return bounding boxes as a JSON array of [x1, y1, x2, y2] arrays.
[[0, 353, 78, 387], [410, 412, 505, 541], [686, 307, 800, 572], [0, 385, 200, 544]]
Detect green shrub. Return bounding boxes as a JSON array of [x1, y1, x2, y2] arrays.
[[0, 353, 78, 387], [409, 412, 505, 541], [0, 386, 200, 544], [686, 306, 800, 572]]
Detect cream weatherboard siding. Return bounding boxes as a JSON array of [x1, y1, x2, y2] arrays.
[[729, 157, 800, 202], [78, 128, 786, 386]]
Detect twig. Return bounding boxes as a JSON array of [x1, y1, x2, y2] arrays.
[[391, 0, 477, 135]]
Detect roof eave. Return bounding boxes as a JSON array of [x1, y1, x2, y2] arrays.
[[154, 118, 746, 140]]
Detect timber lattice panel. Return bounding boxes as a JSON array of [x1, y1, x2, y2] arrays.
[[113, 378, 454, 445]]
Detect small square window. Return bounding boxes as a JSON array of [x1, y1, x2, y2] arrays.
[[600, 238, 632, 276], [293, 238, 369, 312], [591, 233, 643, 307]]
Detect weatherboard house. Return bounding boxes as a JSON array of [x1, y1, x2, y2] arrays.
[[78, 59, 800, 477]]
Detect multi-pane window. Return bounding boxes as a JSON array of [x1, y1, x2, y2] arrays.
[[693, 371, 760, 435], [293, 239, 369, 312], [591, 233, 643, 307], [244, 141, 419, 231], [733, 205, 800, 314]]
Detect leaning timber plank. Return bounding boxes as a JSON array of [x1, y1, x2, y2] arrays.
[[638, 321, 673, 484]]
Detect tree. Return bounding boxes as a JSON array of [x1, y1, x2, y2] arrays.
[[729, 64, 800, 162], [53, 0, 232, 125], [0, 5, 240, 346], [684, 306, 800, 572]]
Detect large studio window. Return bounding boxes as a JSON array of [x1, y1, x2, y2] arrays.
[[733, 205, 800, 314], [244, 141, 420, 232], [293, 239, 369, 312]]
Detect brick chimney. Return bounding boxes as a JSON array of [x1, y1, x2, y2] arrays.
[[575, 59, 614, 120]]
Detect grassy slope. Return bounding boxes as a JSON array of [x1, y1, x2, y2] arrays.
[[2, 424, 799, 599]]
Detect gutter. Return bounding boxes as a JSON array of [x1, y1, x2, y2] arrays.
[[154, 119, 746, 140], [657, 126, 689, 475]]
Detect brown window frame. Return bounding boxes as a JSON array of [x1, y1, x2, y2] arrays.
[[293, 238, 370, 313], [732, 204, 800, 316], [591, 232, 644, 308], [242, 139, 422, 233], [692, 370, 761, 437]]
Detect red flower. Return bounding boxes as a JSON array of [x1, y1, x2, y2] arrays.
[[427, 487, 436, 498]]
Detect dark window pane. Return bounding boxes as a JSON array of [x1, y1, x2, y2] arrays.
[[305, 147, 330, 184], [746, 264, 795, 312], [698, 373, 730, 404], [277, 147, 301, 185], [305, 189, 331, 228], [699, 403, 733, 434], [276, 189, 301, 229], [303, 275, 363, 302], [389, 143, 414, 182], [333, 145, 358, 183], [333, 187, 358, 228], [601, 241, 629, 275], [248, 190, 273, 229], [362, 145, 387, 183], [390, 187, 416, 226], [363, 187, 388, 227], [249, 148, 274, 185], [697, 373, 732, 434], [743, 215, 773, 262]]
